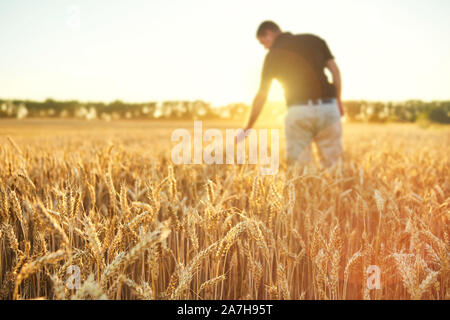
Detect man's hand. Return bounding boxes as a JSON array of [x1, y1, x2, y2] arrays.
[[235, 128, 249, 144]]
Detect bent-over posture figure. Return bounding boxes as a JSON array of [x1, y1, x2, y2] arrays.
[[241, 21, 344, 168]]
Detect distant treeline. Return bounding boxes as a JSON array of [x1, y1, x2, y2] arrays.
[[344, 100, 450, 124], [0, 98, 449, 123], [0, 99, 247, 121]]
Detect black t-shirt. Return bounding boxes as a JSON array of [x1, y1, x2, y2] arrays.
[[259, 32, 336, 106]]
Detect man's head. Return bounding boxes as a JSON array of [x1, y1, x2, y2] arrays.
[[256, 21, 281, 50]]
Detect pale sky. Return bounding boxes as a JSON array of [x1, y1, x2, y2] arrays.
[[1, 0, 450, 106]]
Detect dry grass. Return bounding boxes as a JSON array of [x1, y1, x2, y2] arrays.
[[0, 120, 448, 300]]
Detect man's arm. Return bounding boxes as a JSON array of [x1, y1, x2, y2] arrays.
[[244, 92, 267, 130], [326, 59, 344, 116], [235, 91, 267, 144], [236, 49, 274, 144], [243, 52, 272, 131]]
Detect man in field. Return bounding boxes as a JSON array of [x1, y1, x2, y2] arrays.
[[238, 21, 344, 168]]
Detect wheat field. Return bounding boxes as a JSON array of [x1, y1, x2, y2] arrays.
[[0, 119, 448, 300]]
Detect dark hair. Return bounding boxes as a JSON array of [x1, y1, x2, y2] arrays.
[[256, 21, 281, 37]]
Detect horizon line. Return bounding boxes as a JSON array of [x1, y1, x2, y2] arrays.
[[1, 97, 449, 106]]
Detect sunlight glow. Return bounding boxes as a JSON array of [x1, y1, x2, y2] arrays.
[[0, 0, 449, 104]]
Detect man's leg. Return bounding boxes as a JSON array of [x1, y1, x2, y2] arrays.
[[314, 100, 343, 168], [284, 106, 315, 166]]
